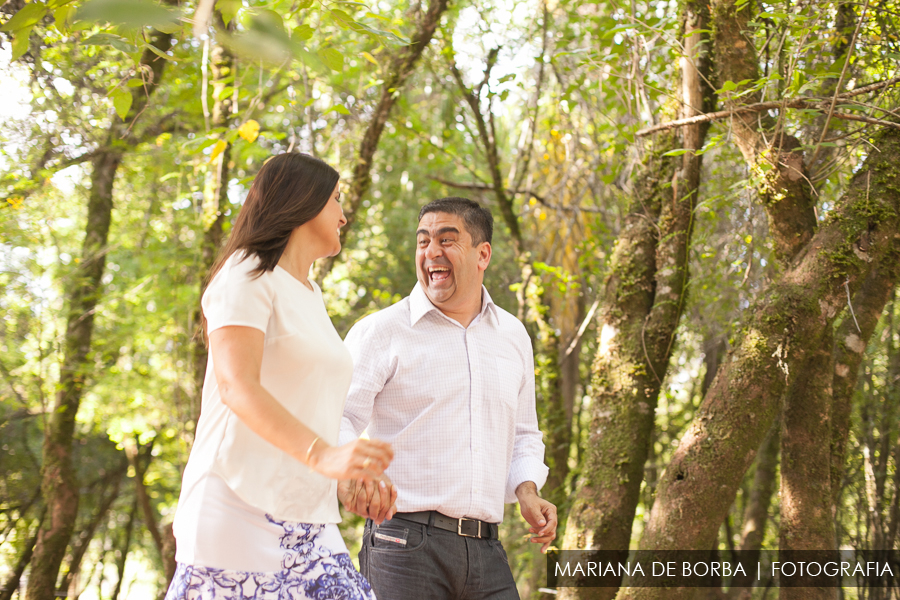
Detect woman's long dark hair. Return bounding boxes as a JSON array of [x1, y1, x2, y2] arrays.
[[201, 152, 339, 337]]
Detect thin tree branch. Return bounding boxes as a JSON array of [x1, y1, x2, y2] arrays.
[[807, 0, 871, 168], [636, 77, 900, 137], [429, 177, 605, 213]]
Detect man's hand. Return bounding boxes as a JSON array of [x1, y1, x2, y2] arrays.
[[515, 481, 557, 553], [337, 475, 398, 524]]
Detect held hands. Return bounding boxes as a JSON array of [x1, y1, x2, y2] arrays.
[[516, 481, 558, 553], [337, 474, 398, 524], [307, 437, 393, 482]]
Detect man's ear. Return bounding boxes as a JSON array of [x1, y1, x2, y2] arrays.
[[477, 242, 492, 271]]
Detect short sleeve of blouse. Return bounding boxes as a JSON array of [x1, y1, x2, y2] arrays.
[[202, 253, 275, 335]]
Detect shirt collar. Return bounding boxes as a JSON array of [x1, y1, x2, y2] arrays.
[[409, 282, 497, 328]]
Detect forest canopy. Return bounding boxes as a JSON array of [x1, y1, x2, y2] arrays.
[[1, 0, 899, 598]]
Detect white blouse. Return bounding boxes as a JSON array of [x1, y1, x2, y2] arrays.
[[173, 252, 353, 534]]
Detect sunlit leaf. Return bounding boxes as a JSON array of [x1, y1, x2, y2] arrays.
[[216, 0, 241, 26], [319, 47, 344, 72], [293, 23, 314, 41], [76, 0, 181, 30], [110, 88, 133, 121], [11, 28, 32, 60], [361, 51, 379, 67], [54, 5, 77, 32], [208, 139, 227, 163], [237, 120, 260, 143], [1, 3, 47, 32]]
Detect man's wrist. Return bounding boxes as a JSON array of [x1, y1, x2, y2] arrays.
[[515, 481, 539, 499]]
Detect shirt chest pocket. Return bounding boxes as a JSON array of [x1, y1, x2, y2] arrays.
[[489, 355, 523, 412]]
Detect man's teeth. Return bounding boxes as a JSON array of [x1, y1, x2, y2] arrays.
[[428, 267, 450, 281]]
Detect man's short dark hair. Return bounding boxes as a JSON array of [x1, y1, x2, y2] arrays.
[[418, 197, 493, 246]]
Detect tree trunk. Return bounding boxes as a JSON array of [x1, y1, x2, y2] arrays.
[[127, 437, 176, 584], [192, 17, 235, 424], [313, 0, 449, 280], [110, 498, 138, 600], [619, 126, 900, 600], [725, 425, 779, 600], [779, 329, 838, 600], [26, 30, 173, 600], [59, 464, 127, 597], [830, 264, 900, 508], [558, 3, 714, 597], [711, 0, 816, 264]]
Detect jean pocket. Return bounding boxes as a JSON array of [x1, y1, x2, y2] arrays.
[[370, 522, 427, 553]]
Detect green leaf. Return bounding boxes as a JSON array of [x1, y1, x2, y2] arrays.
[[110, 88, 133, 121], [219, 9, 298, 64], [75, 0, 180, 30], [82, 33, 139, 53], [662, 148, 689, 157], [54, 5, 76, 32], [319, 47, 344, 72], [297, 0, 314, 8], [216, 0, 241, 26], [143, 42, 178, 61], [293, 23, 314, 41], [127, 79, 146, 88], [717, 80, 738, 93], [324, 104, 350, 115], [1, 3, 47, 32], [11, 27, 32, 60]]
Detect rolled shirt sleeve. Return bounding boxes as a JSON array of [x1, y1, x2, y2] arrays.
[[505, 332, 549, 502]]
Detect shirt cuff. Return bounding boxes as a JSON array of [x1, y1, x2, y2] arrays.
[[505, 458, 549, 503]]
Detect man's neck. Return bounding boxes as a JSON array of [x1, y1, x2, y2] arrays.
[[437, 290, 484, 328]]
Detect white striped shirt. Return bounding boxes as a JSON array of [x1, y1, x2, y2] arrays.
[[339, 283, 548, 523]]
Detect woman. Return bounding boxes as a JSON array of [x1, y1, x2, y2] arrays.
[[166, 153, 393, 599]]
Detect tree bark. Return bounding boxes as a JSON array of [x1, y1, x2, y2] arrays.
[[110, 498, 138, 600], [59, 463, 127, 597], [126, 437, 176, 584], [711, 0, 816, 264], [830, 263, 900, 509], [558, 3, 714, 597], [313, 0, 449, 280], [619, 126, 900, 600], [192, 16, 235, 424], [779, 328, 838, 600], [26, 30, 174, 600]]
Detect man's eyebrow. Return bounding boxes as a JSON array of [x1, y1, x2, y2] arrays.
[[416, 227, 460, 237]]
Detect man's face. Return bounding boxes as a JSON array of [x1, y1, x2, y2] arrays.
[[415, 211, 491, 315]]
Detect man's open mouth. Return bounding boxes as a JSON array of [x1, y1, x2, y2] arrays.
[[427, 266, 451, 283]]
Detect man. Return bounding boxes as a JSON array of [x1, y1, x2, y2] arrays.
[[337, 197, 557, 600]]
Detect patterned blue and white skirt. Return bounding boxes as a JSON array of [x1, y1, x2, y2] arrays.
[[166, 474, 374, 600]]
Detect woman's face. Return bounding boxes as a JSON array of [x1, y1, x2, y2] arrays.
[[302, 181, 346, 259]]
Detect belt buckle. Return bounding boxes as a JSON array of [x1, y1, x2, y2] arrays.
[[457, 518, 481, 538]]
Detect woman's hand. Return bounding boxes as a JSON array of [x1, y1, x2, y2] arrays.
[[308, 438, 393, 481]]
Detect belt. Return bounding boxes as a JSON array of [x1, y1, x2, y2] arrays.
[[393, 511, 499, 540]]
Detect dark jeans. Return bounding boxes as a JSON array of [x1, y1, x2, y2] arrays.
[[360, 514, 520, 600]]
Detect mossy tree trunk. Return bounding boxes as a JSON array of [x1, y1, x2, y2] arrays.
[[26, 30, 174, 600], [558, 3, 714, 597], [619, 126, 900, 600]]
